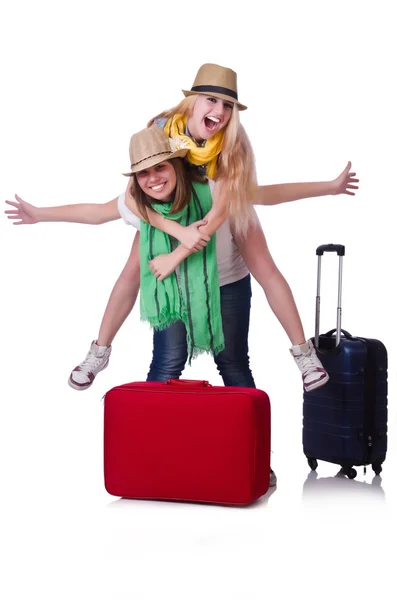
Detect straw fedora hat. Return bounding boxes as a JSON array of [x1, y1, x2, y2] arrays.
[[182, 63, 247, 111], [123, 126, 188, 176]]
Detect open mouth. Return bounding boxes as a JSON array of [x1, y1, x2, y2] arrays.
[[204, 116, 220, 131]]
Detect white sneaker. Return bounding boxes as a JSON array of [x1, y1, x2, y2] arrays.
[[290, 339, 329, 393], [68, 340, 112, 391]]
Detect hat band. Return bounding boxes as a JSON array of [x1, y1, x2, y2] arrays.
[[131, 150, 171, 168], [191, 85, 238, 100]]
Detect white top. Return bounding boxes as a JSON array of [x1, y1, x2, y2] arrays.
[[117, 180, 249, 287]]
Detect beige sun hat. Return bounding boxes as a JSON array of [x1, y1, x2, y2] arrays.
[[123, 125, 188, 176], [182, 63, 247, 111]]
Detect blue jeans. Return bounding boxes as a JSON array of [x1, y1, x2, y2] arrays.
[[146, 274, 256, 388]]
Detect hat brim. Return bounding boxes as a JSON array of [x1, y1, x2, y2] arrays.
[[182, 89, 247, 111], [123, 148, 188, 177]]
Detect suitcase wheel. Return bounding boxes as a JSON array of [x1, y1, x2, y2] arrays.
[[372, 461, 383, 476], [307, 458, 318, 471], [341, 466, 357, 479]]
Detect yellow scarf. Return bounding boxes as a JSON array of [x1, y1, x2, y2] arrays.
[[164, 114, 224, 179]]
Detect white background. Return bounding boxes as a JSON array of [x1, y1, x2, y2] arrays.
[[1, 1, 396, 598]]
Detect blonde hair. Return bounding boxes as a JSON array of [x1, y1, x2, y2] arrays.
[[147, 97, 196, 127], [148, 96, 258, 236]]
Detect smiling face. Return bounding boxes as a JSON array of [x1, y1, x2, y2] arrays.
[[187, 95, 234, 142], [135, 161, 177, 202]]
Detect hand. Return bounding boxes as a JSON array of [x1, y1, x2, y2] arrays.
[[4, 194, 40, 224], [332, 162, 359, 196], [149, 254, 179, 281], [177, 219, 210, 252]]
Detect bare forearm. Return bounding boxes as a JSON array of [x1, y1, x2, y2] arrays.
[[168, 204, 225, 266], [146, 208, 185, 238], [125, 189, 184, 238], [198, 183, 228, 236], [168, 205, 227, 263], [36, 202, 118, 224], [255, 180, 337, 206], [167, 244, 191, 268]]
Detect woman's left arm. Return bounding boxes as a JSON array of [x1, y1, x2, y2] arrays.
[[195, 177, 229, 236], [254, 161, 359, 206]]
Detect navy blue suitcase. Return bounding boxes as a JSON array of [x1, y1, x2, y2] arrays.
[[303, 244, 388, 479]]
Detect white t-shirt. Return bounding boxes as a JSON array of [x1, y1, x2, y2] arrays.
[[117, 181, 249, 287]]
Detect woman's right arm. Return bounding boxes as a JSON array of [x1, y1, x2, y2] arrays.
[[4, 194, 121, 225]]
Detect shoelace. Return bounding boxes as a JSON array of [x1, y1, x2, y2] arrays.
[[79, 352, 105, 374], [295, 353, 320, 375]]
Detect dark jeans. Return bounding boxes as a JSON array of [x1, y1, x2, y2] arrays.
[[146, 274, 256, 388]]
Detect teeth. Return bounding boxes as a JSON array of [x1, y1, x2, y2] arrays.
[[207, 116, 220, 123], [151, 184, 165, 191]]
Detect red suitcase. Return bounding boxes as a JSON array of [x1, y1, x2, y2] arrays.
[[103, 379, 271, 506]]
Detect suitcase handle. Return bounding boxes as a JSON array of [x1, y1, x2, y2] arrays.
[[316, 244, 345, 256], [166, 379, 212, 388], [323, 328, 353, 339], [315, 243, 345, 348]]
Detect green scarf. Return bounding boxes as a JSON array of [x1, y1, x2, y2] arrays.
[[139, 181, 224, 362]]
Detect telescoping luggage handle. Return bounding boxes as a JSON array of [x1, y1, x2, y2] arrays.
[[315, 244, 345, 348]]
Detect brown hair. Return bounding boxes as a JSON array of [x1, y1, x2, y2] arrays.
[[129, 158, 205, 222]]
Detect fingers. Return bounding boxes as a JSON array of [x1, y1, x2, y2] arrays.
[[5, 200, 19, 208], [193, 242, 207, 251], [7, 214, 22, 219], [193, 219, 207, 227], [149, 261, 162, 278], [191, 237, 209, 248], [190, 239, 208, 251]]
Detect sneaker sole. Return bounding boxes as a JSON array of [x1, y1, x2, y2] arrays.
[[68, 359, 109, 391], [304, 373, 330, 393]]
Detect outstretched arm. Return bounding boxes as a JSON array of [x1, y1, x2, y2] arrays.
[[254, 161, 359, 206], [5, 194, 121, 225]]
